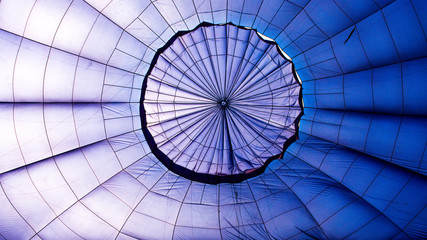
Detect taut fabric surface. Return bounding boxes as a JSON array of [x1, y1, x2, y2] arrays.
[[0, 0, 426, 239]]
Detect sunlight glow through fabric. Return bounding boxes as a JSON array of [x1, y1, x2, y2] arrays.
[[141, 23, 302, 182], [0, 0, 426, 239]]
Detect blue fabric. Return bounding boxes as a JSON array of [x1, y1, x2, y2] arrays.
[[0, 0, 426, 239]]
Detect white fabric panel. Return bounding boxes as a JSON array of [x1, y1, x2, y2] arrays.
[[135, 192, 181, 225], [73, 58, 105, 102], [132, 117, 142, 132], [38, 218, 82, 239], [1, 103, 111, 174], [1, 136, 123, 231], [82, 187, 132, 230], [132, 75, 144, 89], [83, 0, 111, 12], [27, 159, 77, 215], [102, 0, 151, 28], [122, 211, 174, 239], [126, 4, 175, 48], [138, 4, 172, 38], [171, 0, 200, 29], [54, 150, 99, 199], [108, 132, 146, 152], [158, 29, 176, 50], [2, 33, 134, 103], [127, 19, 161, 48], [134, 48, 155, 75], [0, 169, 56, 232], [73, 103, 106, 146], [152, 1, 187, 31], [58, 202, 118, 239], [102, 171, 149, 208], [117, 32, 149, 63], [102, 85, 132, 102], [0, 31, 20, 101], [81, 141, 122, 183], [44, 104, 79, 155], [194, 0, 213, 23], [53, 0, 98, 55], [44, 49, 78, 102], [14, 104, 51, 164], [108, 50, 141, 73], [104, 66, 134, 87], [210, 0, 227, 24], [130, 89, 142, 103], [80, 15, 123, 64], [183, 14, 200, 31], [0, 189, 35, 240], [134, 131, 149, 148], [30, 234, 42, 240], [0, 104, 24, 173], [105, 117, 133, 137], [103, 103, 135, 137], [1, 1, 425, 239], [130, 102, 145, 128], [24, 0, 72, 46], [116, 233, 138, 240], [13, 39, 49, 102], [113, 137, 147, 168], [125, 154, 166, 189], [0, 0, 35, 36]]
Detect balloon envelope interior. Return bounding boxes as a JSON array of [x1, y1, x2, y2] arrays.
[[0, 0, 426, 239]]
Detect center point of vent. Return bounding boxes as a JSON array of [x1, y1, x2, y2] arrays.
[[140, 22, 302, 184], [219, 100, 228, 108]]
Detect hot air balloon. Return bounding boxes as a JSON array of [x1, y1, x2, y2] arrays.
[[0, 0, 426, 239]]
